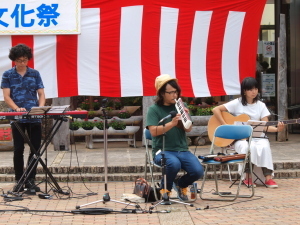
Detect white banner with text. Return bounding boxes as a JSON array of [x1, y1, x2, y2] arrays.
[[0, 0, 81, 35]]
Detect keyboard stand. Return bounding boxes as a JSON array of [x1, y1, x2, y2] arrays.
[[12, 108, 70, 196]]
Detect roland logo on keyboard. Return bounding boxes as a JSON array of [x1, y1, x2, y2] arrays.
[[28, 115, 44, 119]]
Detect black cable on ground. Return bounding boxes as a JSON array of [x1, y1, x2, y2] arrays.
[[71, 207, 151, 215], [71, 208, 114, 215], [206, 195, 264, 210], [0, 204, 148, 215], [192, 195, 264, 211], [65, 131, 98, 197]]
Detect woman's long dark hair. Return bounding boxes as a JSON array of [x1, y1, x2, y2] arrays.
[[240, 77, 259, 106], [155, 80, 181, 106]]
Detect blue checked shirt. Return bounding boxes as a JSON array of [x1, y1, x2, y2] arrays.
[[1, 66, 44, 123]]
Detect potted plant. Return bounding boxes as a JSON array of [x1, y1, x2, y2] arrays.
[[69, 121, 81, 130], [93, 99, 101, 110], [79, 98, 90, 110], [114, 98, 122, 110], [94, 121, 104, 130], [121, 96, 142, 106], [117, 110, 131, 119], [195, 106, 215, 116], [104, 106, 114, 118], [88, 111, 97, 119], [108, 119, 126, 130], [204, 97, 214, 105], [185, 105, 216, 145], [187, 105, 198, 116], [81, 121, 95, 130], [188, 104, 216, 116]]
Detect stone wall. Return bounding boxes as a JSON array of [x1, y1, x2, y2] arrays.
[[0, 101, 7, 111]]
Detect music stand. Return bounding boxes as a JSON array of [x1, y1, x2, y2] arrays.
[[27, 106, 52, 115], [245, 120, 269, 187], [76, 99, 137, 209], [11, 106, 70, 196], [149, 121, 194, 212], [232, 120, 268, 187]]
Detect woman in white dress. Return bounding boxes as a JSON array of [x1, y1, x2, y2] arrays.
[[212, 77, 284, 188]]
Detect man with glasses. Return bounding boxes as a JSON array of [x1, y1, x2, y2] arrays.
[[1, 44, 45, 192], [146, 74, 204, 202]]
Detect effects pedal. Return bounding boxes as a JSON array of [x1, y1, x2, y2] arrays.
[[25, 188, 36, 195]]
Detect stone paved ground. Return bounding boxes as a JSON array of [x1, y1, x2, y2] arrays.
[[0, 178, 299, 225], [0, 131, 299, 224]]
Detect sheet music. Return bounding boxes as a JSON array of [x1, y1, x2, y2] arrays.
[[27, 105, 70, 115], [234, 120, 267, 138], [27, 106, 52, 115], [47, 105, 70, 114]]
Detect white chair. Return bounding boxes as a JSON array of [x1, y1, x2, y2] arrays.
[[199, 125, 255, 201]]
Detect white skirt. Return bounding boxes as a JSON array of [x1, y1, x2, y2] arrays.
[[234, 138, 274, 183]]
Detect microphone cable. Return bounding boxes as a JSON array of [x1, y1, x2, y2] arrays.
[[64, 129, 98, 198]]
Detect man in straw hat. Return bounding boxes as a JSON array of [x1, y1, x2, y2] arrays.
[[146, 74, 204, 202]]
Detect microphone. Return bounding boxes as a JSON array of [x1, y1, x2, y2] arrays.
[[102, 98, 108, 108], [158, 111, 177, 123]]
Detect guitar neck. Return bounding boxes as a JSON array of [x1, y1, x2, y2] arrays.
[[266, 119, 298, 126]]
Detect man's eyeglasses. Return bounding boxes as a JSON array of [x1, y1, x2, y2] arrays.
[[165, 90, 178, 95], [15, 58, 28, 63]]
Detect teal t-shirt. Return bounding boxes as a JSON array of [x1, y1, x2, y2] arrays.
[[146, 103, 189, 157]]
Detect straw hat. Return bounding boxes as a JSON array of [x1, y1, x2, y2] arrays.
[[155, 74, 178, 93]]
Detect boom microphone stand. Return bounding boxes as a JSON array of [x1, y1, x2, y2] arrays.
[[150, 120, 193, 212], [76, 99, 136, 209]]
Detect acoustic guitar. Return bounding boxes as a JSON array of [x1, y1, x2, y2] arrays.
[[208, 112, 250, 147], [208, 111, 299, 147]]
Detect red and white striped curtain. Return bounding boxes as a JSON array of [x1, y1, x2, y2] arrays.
[[0, 0, 266, 100]]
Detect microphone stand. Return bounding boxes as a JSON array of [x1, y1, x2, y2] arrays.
[[76, 99, 137, 209], [149, 120, 193, 212]]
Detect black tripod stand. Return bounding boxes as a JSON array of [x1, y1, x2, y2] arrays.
[[150, 121, 194, 212], [76, 99, 137, 209]]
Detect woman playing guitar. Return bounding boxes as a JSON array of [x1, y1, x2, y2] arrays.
[[212, 77, 284, 188]]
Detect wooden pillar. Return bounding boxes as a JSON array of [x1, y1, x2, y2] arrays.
[[89, 96, 93, 111], [142, 96, 155, 145], [52, 97, 71, 150], [277, 14, 288, 141]]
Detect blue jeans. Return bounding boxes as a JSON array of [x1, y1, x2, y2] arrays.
[[154, 151, 204, 191]]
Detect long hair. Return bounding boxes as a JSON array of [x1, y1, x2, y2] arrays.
[[154, 80, 181, 106], [240, 77, 259, 106], [9, 44, 33, 61]]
